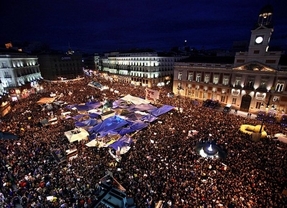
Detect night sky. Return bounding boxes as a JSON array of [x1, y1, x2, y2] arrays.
[[1, 0, 287, 53]]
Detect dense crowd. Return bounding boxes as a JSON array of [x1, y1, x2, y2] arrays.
[[0, 74, 287, 208]]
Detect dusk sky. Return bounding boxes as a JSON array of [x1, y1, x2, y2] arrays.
[[1, 0, 287, 53]]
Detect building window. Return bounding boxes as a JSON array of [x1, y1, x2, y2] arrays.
[[213, 75, 219, 84], [188, 72, 193, 81], [275, 83, 284, 92], [259, 80, 267, 89], [273, 96, 279, 102], [187, 83, 192, 95], [232, 98, 236, 104], [204, 74, 210, 83], [220, 96, 225, 102], [256, 102, 262, 109], [246, 79, 254, 88], [4, 71, 11, 78], [222, 76, 229, 85], [235, 77, 241, 86], [254, 50, 260, 54], [178, 72, 182, 80], [195, 90, 199, 98], [196, 73, 201, 82], [203, 92, 207, 99]]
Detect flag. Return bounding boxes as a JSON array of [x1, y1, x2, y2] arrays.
[[145, 88, 160, 101]]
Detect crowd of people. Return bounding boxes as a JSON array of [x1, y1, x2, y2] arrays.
[[0, 74, 287, 208]]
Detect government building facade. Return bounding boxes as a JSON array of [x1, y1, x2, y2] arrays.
[[173, 5, 287, 114], [100, 51, 185, 88]]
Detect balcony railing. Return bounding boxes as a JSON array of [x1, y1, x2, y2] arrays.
[[243, 85, 255, 91], [256, 87, 268, 92]]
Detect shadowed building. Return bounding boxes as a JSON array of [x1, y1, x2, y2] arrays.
[[38, 51, 83, 80]]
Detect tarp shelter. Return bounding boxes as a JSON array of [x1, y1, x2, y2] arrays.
[[86, 101, 102, 109], [37, 97, 56, 104], [75, 118, 98, 127], [74, 104, 90, 112], [113, 99, 135, 109], [121, 94, 150, 105], [89, 116, 129, 134], [151, 105, 174, 117], [72, 114, 86, 121], [64, 128, 89, 143], [141, 114, 158, 123], [118, 121, 148, 136], [129, 103, 157, 112], [109, 135, 133, 151], [0, 131, 18, 140]]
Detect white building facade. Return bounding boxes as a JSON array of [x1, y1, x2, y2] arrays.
[[0, 53, 42, 100], [100, 51, 185, 87]]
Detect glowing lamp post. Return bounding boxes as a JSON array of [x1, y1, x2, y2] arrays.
[[177, 84, 183, 113], [259, 88, 275, 134]]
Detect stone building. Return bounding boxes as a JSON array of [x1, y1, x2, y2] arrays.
[[173, 4, 287, 114], [100, 50, 185, 88]]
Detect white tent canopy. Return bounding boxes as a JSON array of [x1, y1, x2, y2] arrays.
[[121, 94, 150, 105], [64, 128, 89, 143], [37, 97, 56, 104]]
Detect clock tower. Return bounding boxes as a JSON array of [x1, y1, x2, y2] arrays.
[[247, 4, 274, 57], [234, 4, 281, 69]]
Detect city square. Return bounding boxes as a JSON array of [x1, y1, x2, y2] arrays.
[[0, 75, 287, 207], [0, 2, 287, 208]]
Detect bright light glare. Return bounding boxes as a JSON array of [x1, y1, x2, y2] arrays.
[[199, 149, 207, 157], [207, 144, 213, 151]]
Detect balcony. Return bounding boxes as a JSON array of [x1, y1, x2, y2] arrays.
[[243, 85, 255, 91], [233, 84, 242, 89], [256, 87, 268, 92]]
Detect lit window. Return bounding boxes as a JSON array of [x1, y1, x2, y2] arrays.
[[273, 96, 279, 102], [204, 74, 210, 83], [222, 76, 229, 85], [246, 80, 254, 88], [213, 75, 219, 84], [196, 73, 201, 82], [188, 72, 193, 81], [235, 77, 241, 86], [275, 83, 284, 92], [259, 80, 267, 88], [178, 72, 182, 80], [255, 102, 262, 109]]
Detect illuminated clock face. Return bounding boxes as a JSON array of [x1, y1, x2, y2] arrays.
[[255, 36, 263, 44]]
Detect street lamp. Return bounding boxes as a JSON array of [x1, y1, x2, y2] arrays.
[[259, 88, 275, 133], [177, 84, 184, 113]]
